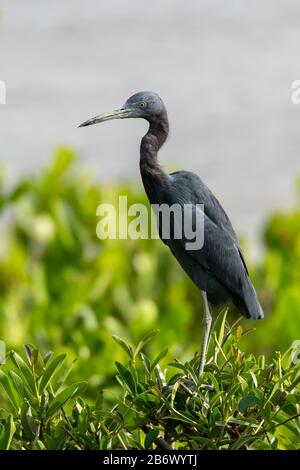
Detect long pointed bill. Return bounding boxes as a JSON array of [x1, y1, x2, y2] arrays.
[[78, 107, 130, 127]]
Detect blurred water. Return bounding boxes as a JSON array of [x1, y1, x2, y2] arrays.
[[1, 0, 300, 254]]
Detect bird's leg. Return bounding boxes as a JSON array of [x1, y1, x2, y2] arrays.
[[197, 291, 213, 377]]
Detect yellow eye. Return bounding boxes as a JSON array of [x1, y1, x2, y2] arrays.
[[139, 101, 146, 108]]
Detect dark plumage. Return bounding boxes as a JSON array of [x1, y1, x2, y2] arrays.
[[79, 90, 264, 374], [165, 170, 263, 320]]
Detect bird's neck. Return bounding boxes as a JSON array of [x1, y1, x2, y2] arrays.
[[140, 115, 169, 201]]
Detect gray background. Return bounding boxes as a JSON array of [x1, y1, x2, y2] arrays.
[[1, 1, 300, 254]]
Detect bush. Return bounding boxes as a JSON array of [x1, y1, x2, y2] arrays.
[[1, 313, 299, 450], [0, 148, 200, 396], [0, 148, 300, 400], [0, 149, 300, 450]]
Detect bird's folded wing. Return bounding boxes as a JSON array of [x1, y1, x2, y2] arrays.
[[167, 204, 248, 297]]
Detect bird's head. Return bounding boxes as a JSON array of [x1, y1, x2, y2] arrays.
[[78, 91, 166, 127]]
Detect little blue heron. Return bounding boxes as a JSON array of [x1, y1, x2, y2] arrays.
[[79, 91, 264, 375]]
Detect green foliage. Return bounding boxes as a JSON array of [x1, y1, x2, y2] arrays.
[[0, 148, 200, 396], [0, 148, 299, 449], [0, 344, 87, 450], [241, 178, 300, 354], [0, 147, 299, 394], [0, 315, 299, 450]]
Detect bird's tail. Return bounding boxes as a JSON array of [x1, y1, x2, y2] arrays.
[[234, 275, 264, 320]]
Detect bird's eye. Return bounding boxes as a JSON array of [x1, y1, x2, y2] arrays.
[[139, 102, 146, 108]]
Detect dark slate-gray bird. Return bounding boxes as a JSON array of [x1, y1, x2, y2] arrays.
[[79, 91, 264, 375]]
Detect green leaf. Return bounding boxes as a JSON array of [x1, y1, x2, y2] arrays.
[[150, 347, 168, 372], [46, 382, 87, 418], [115, 362, 136, 396], [249, 371, 258, 388], [0, 371, 20, 411], [24, 345, 44, 374], [133, 330, 159, 361], [169, 362, 188, 373], [214, 310, 227, 345], [0, 415, 16, 450], [140, 352, 151, 375], [210, 391, 225, 409], [20, 402, 36, 439], [144, 428, 159, 449], [94, 391, 104, 411], [9, 371, 36, 409], [230, 435, 260, 450], [44, 351, 54, 365], [136, 392, 160, 404], [112, 335, 133, 359], [227, 417, 253, 427], [168, 409, 199, 426], [206, 373, 220, 393], [236, 325, 243, 339], [10, 351, 36, 393], [170, 381, 180, 408], [238, 395, 261, 413], [8, 370, 25, 399], [55, 358, 77, 388], [33, 440, 46, 450], [39, 354, 66, 393], [24, 345, 32, 364], [154, 364, 166, 388]]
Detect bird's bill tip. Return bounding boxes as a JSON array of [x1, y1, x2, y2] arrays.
[[78, 118, 96, 128]]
